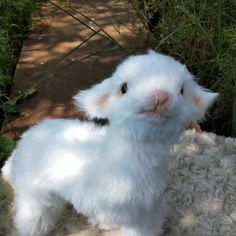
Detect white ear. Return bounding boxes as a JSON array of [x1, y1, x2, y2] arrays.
[[73, 78, 111, 119], [193, 85, 218, 117], [148, 49, 156, 55]]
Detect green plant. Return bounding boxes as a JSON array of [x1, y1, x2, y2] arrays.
[[0, 0, 36, 123], [131, 0, 236, 137], [0, 135, 15, 168]]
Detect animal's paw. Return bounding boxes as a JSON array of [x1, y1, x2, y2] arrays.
[[88, 218, 117, 231], [98, 223, 115, 231]]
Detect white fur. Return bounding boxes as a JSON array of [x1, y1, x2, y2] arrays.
[[2, 51, 217, 236]]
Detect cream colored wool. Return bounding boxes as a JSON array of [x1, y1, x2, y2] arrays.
[[166, 129, 236, 236], [1, 129, 236, 236]]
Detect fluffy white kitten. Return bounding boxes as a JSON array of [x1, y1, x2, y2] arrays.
[[2, 50, 217, 236]]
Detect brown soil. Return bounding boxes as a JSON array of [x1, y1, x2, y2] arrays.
[[2, 0, 150, 139]]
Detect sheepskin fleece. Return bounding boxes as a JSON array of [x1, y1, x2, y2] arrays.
[[1, 129, 236, 236], [166, 129, 236, 236]]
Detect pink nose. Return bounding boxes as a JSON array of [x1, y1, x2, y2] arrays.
[[151, 90, 170, 108]]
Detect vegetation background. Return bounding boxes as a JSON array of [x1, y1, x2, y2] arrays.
[[0, 0, 235, 168], [131, 0, 236, 137], [0, 0, 36, 167]]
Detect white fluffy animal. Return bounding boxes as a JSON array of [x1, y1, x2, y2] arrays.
[[2, 51, 217, 236]]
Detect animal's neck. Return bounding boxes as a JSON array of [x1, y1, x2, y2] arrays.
[[105, 125, 171, 161], [107, 122, 181, 148]]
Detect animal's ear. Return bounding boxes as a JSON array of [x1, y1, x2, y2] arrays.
[[192, 85, 218, 118], [148, 49, 157, 55], [73, 78, 111, 119]]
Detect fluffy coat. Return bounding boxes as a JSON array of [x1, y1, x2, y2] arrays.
[[2, 51, 217, 236]]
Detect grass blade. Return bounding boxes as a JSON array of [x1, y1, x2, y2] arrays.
[[48, 0, 130, 54], [34, 30, 101, 87]]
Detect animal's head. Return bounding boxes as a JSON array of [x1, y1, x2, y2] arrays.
[[74, 51, 218, 141]]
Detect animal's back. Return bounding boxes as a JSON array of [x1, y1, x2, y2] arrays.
[[2, 119, 106, 190]]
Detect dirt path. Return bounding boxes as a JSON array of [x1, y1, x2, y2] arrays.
[[1, 1, 149, 235], [2, 0, 149, 138]]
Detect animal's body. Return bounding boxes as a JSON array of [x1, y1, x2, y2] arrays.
[[2, 51, 217, 236]]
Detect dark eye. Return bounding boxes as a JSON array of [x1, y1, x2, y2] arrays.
[[121, 82, 128, 94], [180, 85, 184, 95]]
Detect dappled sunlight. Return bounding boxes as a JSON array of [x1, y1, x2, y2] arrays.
[[48, 153, 86, 183], [180, 211, 198, 231], [2, 99, 80, 138], [2, 0, 148, 139], [166, 129, 236, 235], [1, 1, 235, 236], [199, 198, 222, 214]]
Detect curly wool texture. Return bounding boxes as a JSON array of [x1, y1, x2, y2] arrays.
[[2, 130, 236, 236], [166, 129, 236, 236]]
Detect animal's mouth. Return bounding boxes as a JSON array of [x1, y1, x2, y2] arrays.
[[140, 91, 172, 117], [140, 104, 174, 118], [140, 104, 163, 116]]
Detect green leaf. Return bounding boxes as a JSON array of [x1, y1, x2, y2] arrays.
[[0, 135, 15, 168], [23, 86, 37, 97], [0, 103, 21, 114], [4, 86, 37, 107]]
